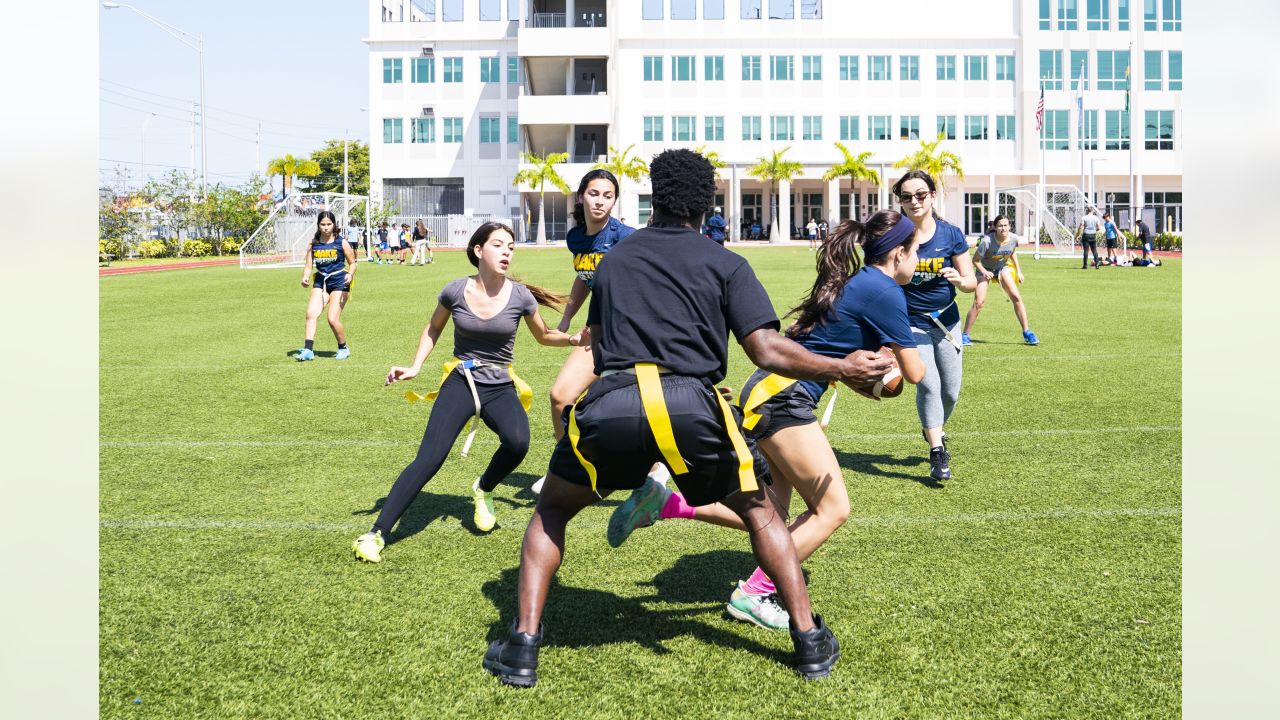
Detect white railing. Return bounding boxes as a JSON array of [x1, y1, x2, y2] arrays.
[[531, 12, 566, 27]]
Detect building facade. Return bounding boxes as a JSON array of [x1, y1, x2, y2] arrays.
[[367, 0, 1182, 240]]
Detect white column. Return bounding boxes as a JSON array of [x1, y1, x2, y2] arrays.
[[762, 182, 772, 232], [730, 167, 740, 242], [878, 165, 889, 213], [566, 0, 575, 27], [775, 179, 791, 244], [988, 173, 997, 224], [827, 175, 840, 226]]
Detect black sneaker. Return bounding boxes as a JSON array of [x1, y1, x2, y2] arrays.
[[483, 622, 542, 688], [921, 430, 948, 450], [929, 446, 951, 481], [790, 614, 840, 680]]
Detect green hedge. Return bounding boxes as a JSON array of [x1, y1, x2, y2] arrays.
[[99, 238, 124, 257]]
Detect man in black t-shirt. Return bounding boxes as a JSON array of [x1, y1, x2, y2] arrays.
[[483, 150, 893, 688]]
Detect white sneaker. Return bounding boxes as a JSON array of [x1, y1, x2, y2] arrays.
[[530, 475, 547, 495], [352, 530, 385, 563], [647, 463, 671, 488]]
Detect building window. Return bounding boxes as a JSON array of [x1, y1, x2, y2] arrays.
[[411, 117, 435, 143], [479, 115, 501, 144], [1087, 0, 1110, 29], [443, 57, 462, 83], [507, 56, 522, 84], [1119, 0, 1130, 30], [900, 55, 920, 81], [800, 0, 821, 19], [1040, 109, 1068, 149], [769, 0, 794, 19], [1143, 190, 1182, 233], [964, 55, 988, 81], [741, 0, 762, 20], [742, 55, 761, 81], [898, 115, 920, 140], [1144, 50, 1162, 90], [480, 0, 499, 21], [965, 193, 989, 235], [480, 56, 500, 83], [1145, 110, 1174, 150], [1163, 0, 1181, 31], [1105, 109, 1130, 149], [742, 115, 762, 141], [642, 0, 663, 20], [937, 55, 956, 81], [672, 0, 696, 19], [508, 0, 521, 21], [1144, 0, 1158, 30], [771, 115, 794, 141], [705, 115, 725, 141], [1070, 50, 1089, 90], [443, 117, 463, 143], [383, 117, 403, 143], [839, 115, 859, 141], [1168, 51, 1182, 90], [637, 195, 652, 225], [802, 55, 822, 80], [937, 115, 956, 140], [1040, 50, 1063, 90], [803, 115, 823, 140], [839, 55, 859, 81], [995, 115, 1016, 140], [705, 0, 726, 20], [1058, 0, 1079, 29], [996, 55, 1015, 81], [870, 115, 891, 141], [673, 55, 696, 82], [770, 55, 794, 81], [507, 115, 518, 144], [1080, 109, 1099, 149], [1039, 0, 1051, 30], [644, 56, 663, 82], [705, 55, 725, 81], [964, 115, 988, 140], [1097, 50, 1129, 90], [869, 55, 891, 81], [643, 116, 664, 142], [442, 0, 462, 21], [383, 57, 403, 84], [672, 115, 695, 141], [412, 57, 434, 83]]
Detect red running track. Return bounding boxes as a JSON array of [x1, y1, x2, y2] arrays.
[[99, 258, 241, 276]]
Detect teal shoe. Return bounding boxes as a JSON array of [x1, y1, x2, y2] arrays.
[[606, 477, 670, 547], [335, 347, 350, 360], [296, 348, 315, 361]]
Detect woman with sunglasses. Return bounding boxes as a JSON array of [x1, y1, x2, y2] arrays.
[[892, 170, 976, 482]]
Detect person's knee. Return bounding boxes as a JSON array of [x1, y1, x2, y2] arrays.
[[973, 297, 985, 311], [499, 425, 531, 458], [549, 383, 577, 410]]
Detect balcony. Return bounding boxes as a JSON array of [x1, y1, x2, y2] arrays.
[[518, 93, 609, 126], [519, 0, 609, 57]]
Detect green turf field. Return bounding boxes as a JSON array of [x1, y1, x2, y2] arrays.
[[100, 248, 1181, 719]]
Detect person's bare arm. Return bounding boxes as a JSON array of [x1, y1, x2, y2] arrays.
[[740, 327, 893, 385], [557, 277, 591, 332]]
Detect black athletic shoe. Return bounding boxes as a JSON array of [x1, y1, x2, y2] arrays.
[[483, 622, 542, 688], [790, 614, 840, 680], [920, 430, 948, 450], [929, 447, 952, 481]]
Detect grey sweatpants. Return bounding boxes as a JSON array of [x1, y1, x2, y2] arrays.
[[913, 322, 963, 430]]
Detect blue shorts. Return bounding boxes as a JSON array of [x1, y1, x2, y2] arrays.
[[378, 241, 389, 251], [315, 272, 351, 294]]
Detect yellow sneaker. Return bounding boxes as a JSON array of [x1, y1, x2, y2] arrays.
[[352, 530, 385, 563], [473, 480, 497, 532]]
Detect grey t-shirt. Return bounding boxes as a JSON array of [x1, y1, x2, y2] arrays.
[[974, 233, 1021, 274], [438, 277, 537, 384], [1081, 214, 1101, 235]]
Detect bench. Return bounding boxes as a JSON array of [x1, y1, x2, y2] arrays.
[[99, 252, 115, 267]]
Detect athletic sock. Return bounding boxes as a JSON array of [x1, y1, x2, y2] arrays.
[[304, 339, 315, 351], [742, 566, 776, 596], [338, 343, 347, 350], [659, 491, 696, 520]]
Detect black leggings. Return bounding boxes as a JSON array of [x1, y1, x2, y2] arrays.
[[1081, 238, 1100, 267], [373, 371, 530, 536]]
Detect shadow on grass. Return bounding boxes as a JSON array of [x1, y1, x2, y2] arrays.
[[480, 566, 787, 664], [834, 449, 943, 489], [284, 349, 339, 359], [351, 490, 479, 539]]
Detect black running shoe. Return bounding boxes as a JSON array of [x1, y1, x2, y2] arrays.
[[790, 614, 840, 680], [929, 446, 952, 481], [483, 622, 542, 688]]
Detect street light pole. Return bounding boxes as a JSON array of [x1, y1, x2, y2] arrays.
[[140, 111, 156, 186], [103, 2, 207, 200]]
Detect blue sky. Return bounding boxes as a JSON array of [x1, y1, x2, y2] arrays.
[[99, 0, 369, 191]]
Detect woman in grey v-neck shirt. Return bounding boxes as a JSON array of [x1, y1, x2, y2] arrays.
[[352, 222, 575, 563]]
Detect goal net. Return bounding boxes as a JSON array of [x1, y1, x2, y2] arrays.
[[996, 184, 1101, 258], [240, 192, 368, 269]]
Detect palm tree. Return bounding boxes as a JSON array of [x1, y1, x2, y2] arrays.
[[265, 154, 321, 199], [512, 151, 572, 245], [693, 144, 728, 180], [746, 147, 803, 243], [591, 144, 648, 217], [821, 142, 880, 223], [892, 134, 965, 215]]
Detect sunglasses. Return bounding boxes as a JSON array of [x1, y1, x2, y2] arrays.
[[897, 190, 932, 205]]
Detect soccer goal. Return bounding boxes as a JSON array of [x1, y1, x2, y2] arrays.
[[996, 184, 1101, 259], [240, 192, 369, 269]]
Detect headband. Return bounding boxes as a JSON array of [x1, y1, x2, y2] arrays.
[[862, 216, 916, 258]]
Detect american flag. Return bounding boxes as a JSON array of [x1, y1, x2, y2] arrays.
[[1035, 83, 1045, 132]]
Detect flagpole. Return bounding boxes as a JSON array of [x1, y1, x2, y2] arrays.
[[1038, 81, 1045, 257], [1127, 41, 1134, 233], [1078, 60, 1087, 208]]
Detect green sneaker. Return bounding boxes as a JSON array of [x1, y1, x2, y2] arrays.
[[726, 581, 790, 630], [352, 530, 385, 563], [473, 480, 497, 532], [606, 476, 671, 548]]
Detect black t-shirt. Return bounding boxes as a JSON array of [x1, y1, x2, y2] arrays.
[[586, 225, 779, 384]]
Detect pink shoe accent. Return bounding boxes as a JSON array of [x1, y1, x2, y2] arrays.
[[659, 492, 697, 520], [741, 567, 776, 596]]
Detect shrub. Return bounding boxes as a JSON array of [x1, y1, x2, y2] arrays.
[[181, 240, 213, 257], [99, 238, 123, 257], [222, 237, 246, 254], [138, 240, 171, 258]]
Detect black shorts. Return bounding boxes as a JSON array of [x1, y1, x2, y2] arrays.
[[1105, 236, 1119, 249], [315, 272, 351, 294], [547, 373, 771, 507], [739, 368, 819, 442]]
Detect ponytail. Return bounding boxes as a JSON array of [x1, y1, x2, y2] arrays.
[[785, 219, 864, 338], [515, 278, 568, 310]]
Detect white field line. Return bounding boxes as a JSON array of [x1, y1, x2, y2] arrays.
[[98, 506, 1181, 534], [100, 425, 1180, 449]]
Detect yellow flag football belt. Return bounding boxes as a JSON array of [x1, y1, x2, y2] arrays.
[[405, 358, 533, 457], [740, 372, 840, 431]]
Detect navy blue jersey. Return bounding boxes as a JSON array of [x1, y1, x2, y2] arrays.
[[793, 266, 917, 402], [566, 216, 636, 289], [311, 237, 347, 277], [903, 221, 968, 331]]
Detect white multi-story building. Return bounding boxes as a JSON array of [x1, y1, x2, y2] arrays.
[[366, 0, 1182, 240]]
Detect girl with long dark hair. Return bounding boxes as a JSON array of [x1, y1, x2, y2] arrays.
[[961, 215, 1039, 346], [352, 222, 575, 562], [296, 210, 357, 361]]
